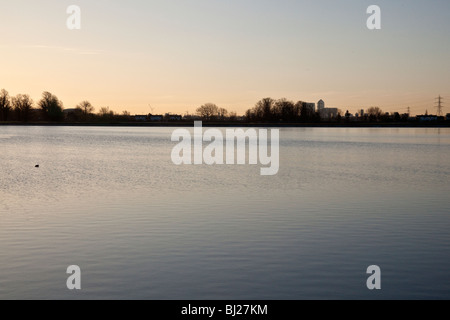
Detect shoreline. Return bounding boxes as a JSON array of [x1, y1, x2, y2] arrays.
[[0, 121, 449, 128]]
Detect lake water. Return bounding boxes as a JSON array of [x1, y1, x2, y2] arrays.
[[0, 126, 449, 300]]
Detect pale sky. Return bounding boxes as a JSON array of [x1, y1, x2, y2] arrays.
[[1, 0, 449, 115]]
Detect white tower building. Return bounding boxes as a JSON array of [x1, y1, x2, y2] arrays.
[[318, 100, 325, 111]]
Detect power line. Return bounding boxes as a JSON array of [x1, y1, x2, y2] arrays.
[[435, 95, 444, 116]]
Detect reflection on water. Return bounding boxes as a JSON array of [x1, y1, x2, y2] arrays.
[[0, 126, 449, 299]]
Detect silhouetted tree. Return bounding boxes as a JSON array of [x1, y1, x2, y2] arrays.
[[367, 107, 383, 121], [381, 112, 392, 122], [98, 107, 114, 118], [254, 98, 275, 121], [401, 113, 409, 121], [276, 99, 296, 121], [117, 110, 131, 122], [248, 98, 309, 122], [76, 101, 94, 120], [300, 102, 314, 120], [218, 108, 228, 120], [12, 94, 33, 122], [229, 111, 237, 121], [245, 109, 253, 122], [345, 110, 351, 121], [197, 103, 219, 121], [294, 101, 303, 120], [0, 89, 12, 121], [39, 91, 64, 121], [66, 108, 84, 122]]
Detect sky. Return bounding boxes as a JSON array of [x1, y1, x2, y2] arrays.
[[1, 0, 450, 116]]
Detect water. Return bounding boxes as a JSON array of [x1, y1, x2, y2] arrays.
[[0, 126, 449, 300]]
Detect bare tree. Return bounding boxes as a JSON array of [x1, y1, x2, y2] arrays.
[[248, 97, 299, 121], [367, 107, 383, 116], [229, 111, 237, 121], [245, 109, 253, 122], [218, 107, 228, 120], [38, 91, 64, 121], [196, 103, 220, 120], [98, 106, 114, 118], [12, 94, 34, 122], [294, 101, 303, 119], [275, 98, 295, 121], [367, 107, 383, 120], [300, 102, 315, 120], [76, 101, 94, 119], [254, 98, 275, 120], [119, 110, 131, 121], [0, 89, 11, 121]]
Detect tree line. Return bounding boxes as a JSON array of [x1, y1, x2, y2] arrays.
[[244, 98, 401, 122], [0, 89, 65, 122], [0, 89, 134, 123], [0, 88, 411, 123], [245, 98, 319, 122], [191, 99, 322, 122], [195, 103, 238, 121]]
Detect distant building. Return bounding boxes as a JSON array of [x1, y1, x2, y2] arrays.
[[320, 108, 339, 119], [149, 115, 163, 121], [63, 108, 77, 114], [317, 100, 325, 111], [165, 114, 182, 121], [135, 115, 147, 121], [417, 114, 438, 121], [303, 102, 316, 113], [316, 100, 338, 119], [183, 114, 202, 121], [170, 115, 182, 121]]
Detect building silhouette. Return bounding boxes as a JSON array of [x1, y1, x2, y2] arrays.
[[317, 100, 325, 112], [317, 99, 338, 119]]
